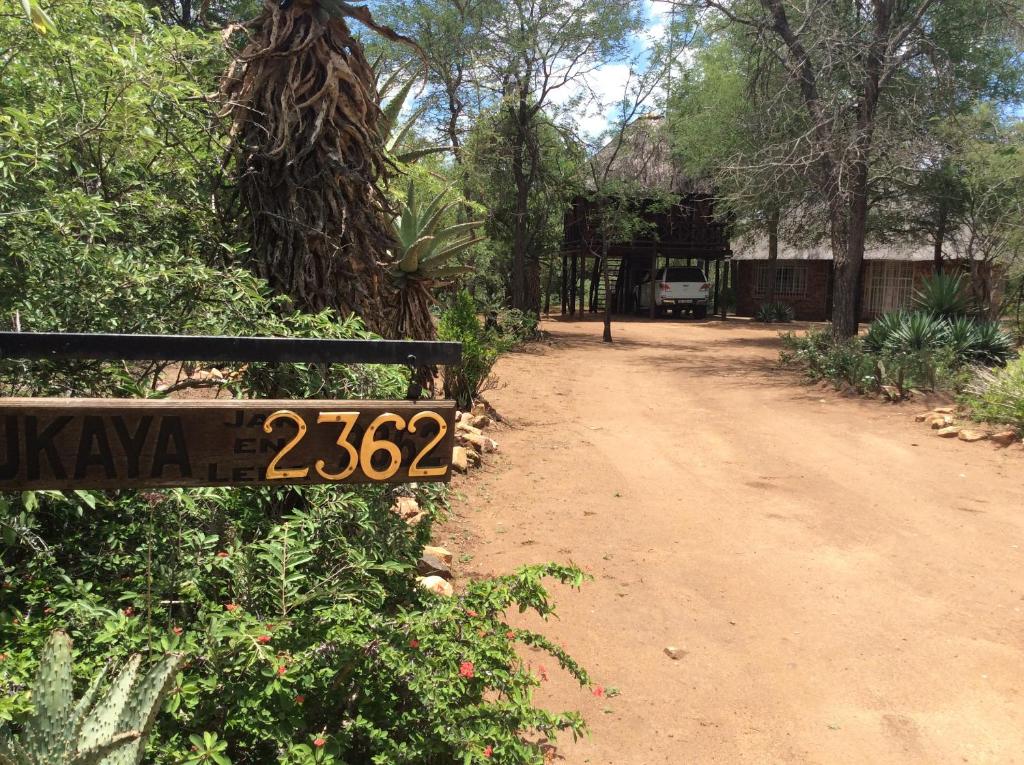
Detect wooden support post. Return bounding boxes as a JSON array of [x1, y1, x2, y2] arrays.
[[721, 259, 729, 320], [716, 259, 724, 315], [560, 253, 568, 315], [581, 254, 587, 315], [569, 254, 577, 316], [649, 249, 658, 319], [589, 256, 601, 313]]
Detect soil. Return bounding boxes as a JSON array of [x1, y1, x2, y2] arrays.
[[433, 316, 1024, 765]]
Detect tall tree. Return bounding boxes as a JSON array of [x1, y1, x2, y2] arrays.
[[585, 47, 671, 342], [477, 0, 643, 314], [373, 0, 489, 163], [670, 39, 811, 307], [679, 0, 1024, 337], [462, 105, 583, 304]]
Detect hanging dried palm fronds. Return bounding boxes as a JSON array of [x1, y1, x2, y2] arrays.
[[221, 0, 418, 335]]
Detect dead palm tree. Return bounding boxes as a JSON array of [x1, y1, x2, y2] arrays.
[[221, 0, 416, 335]]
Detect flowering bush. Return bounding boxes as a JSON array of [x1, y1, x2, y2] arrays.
[[1, 481, 591, 764]]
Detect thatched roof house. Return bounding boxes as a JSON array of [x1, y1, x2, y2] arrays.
[[732, 238, 998, 321], [562, 115, 730, 317]]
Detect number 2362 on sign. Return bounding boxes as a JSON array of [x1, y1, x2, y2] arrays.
[[0, 399, 456, 490]]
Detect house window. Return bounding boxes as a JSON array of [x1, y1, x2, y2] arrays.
[[863, 261, 914, 317], [754, 263, 808, 298]]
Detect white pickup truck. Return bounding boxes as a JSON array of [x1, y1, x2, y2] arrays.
[[634, 266, 710, 318]]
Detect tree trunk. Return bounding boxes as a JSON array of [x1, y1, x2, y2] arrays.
[[223, 5, 396, 336], [602, 231, 612, 343], [544, 257, 553, 315], [766, 208, 780, 305], [509, 97, 537, 314], [830, 199, 857, 338], [933, 200, 947, 276]]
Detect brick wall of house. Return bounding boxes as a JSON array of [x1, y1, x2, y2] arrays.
[[734, 260, 831, 321], [736, 259, 1000, 323]]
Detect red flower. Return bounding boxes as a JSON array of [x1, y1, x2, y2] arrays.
[[465, 609, 478, 617], [172, 626, 183, 636], [592, 685, 605, 698], [277, 664, 287, 676], [459, 661, 474, 679], [506, 630, 515, 640], [538, 664, 548, 682], [122, 607, 135, 617], [256, 635, 271, 644], [225, 603, 239, 612], [313, 737, 326, 748], [216, 551, 230, 558], [294, 695, 305, 704], [483, 745, 494, 758], [0, 654, 7, 662], [409, 639, 419, 649]]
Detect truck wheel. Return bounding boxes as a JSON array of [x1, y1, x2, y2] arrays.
[[693, 305, 708, 320], [672, 307, 682, 318]]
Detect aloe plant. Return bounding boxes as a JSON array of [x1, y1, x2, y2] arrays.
[[394, 180, 482, 280], [389, 180, 483, 340], [377, 71, 449, 165], [0, 632, 184, 765]]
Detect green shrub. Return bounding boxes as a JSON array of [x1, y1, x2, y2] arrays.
[[0, 485, 591, 765], [755, 302, 795, 323], [497, 308, 541, 344], [963, 353, 1024, 433], [438, 291, 509, 408], [780, 329, 874, 389], [781, 326, 969, 395]]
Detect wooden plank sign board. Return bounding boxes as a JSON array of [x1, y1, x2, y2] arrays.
[[0, 399, 456, 490]]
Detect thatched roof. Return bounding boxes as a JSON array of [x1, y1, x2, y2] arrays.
[[732, 236, 986, 262], [590, 115, 712, 195]]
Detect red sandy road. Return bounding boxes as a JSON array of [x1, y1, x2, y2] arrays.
[[438, 317, 1024, 765]]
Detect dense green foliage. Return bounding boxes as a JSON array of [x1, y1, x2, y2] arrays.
[[783, 273, 1017, 397], [964, 354, 1024, 434], [1, 3, 592, 763], [437, 292, 509, 409]]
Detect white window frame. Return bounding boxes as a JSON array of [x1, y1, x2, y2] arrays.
[[863, 261, 914, 316], [753, 262, 808, 299]]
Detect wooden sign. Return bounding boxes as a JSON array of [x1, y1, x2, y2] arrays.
[[0, 399, 456, 490]]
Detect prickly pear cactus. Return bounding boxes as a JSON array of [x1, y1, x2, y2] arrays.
[[0, 631, 184, 765]]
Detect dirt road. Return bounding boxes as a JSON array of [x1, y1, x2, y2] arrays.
[[438, 317, 1024, 765]]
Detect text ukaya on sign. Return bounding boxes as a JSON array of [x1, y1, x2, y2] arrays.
[[0, 399, 456, 490]]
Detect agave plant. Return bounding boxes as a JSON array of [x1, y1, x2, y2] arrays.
[[0, 632, 183, 765], [754, 302, 794, 323], [863, 311, 908, 354], [944, 316, 981, 363], [886, 311, 948, 353], [970, 320, 1015, 365], [388, 180, 483, 339], [913, 273, 973, 320]]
